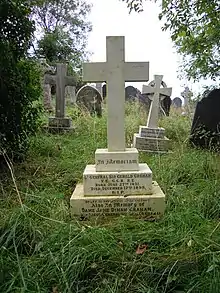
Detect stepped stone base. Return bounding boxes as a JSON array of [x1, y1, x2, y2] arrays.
[[83, 163, 152, 196], [95, 148, 139, 172], [133, 133, 169, 153], [70, 181, 165, 219]]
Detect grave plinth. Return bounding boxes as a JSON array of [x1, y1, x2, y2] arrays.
[[70, 36, 166, 219], [133, 75, 171, 153]]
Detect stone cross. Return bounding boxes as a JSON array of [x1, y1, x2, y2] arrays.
[[143, 75, 172, 128], [181, 86, 192, 106], [45, 64, 76, 118], [83, 36, 149, 152]]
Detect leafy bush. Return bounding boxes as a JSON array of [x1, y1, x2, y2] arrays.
[[0, 0, 42, 161]]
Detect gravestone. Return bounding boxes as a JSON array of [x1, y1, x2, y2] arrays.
[[65, 86, 76, 104], [76, 85, 103, 117], [125, 86, 146, 105], [133, 75, 171, 153], [190, 88, 220, 150], [102, 83, 107, 98], [70, 36, 166, 219], [172, 97, 182, 108], [39, 58, 55, 112], [142, 79, 172, 116], [46, 64, 76, 132], [96, 83, 103, 95]]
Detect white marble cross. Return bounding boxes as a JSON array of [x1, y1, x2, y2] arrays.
[[83, 36, 149, 152], [143, 75, 172, 128]]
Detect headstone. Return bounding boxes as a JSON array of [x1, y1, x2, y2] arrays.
[[76, 85, 103, 117], [96, 83, 102, 95], [142, 79, 172, 116], [70, 36, 166, 219], [39, 58, 55, 112], [43, 83, 53, 112], [46, 64, 76, 132], [65, 86, 76, 104], [125, 86, 146, 105], [133, 75, 171, 153], [172, 97, 182, 108], [102, 83, 107, 98], [190, 88, 220, 150]]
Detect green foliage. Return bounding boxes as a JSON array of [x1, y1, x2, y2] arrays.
[[0, 0, 42, 160], [32, 0, 92, 69], [121, 0, 220, 81], [1, 106, 220, 292]]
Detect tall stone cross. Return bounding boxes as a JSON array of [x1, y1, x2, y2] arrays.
[[143, 75, 172, 128], [45, 64, 76, 118], [83, 36, 149, 152]]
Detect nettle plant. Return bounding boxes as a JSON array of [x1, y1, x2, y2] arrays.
[[0, 0, 42, 162]]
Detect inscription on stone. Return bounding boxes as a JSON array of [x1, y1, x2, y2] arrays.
[[97, 159, 138, 166], [84, 172, 152, 196], [81, 198, 160, 217]]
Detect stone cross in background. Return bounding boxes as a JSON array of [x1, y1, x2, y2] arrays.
[[181, 86, 193, 106], [142, 77, 172, 117], [144, 75, 172, 128], [133, 75, 172, 153], [46, 64, 76, 132], [83, 36, 149, 152]]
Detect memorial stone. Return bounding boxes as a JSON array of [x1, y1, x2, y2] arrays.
[[190, 88, 220, 150], [65, 86, 76, 104], [70, 36, 166, 219], [76, 85, 103, 117], [133, 75, 171, 153], [47, 64, 76, 132], [142, 79, 172, 116], [172, 97, 182, 109], [96, 83, 103, 95]]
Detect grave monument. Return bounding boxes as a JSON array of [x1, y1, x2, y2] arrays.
[[46, 63, 76, 132], [70, 36, 166, 219], [133, 75, 171, 153]]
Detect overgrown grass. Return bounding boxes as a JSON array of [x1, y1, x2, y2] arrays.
[[1, 103, 220, 292]]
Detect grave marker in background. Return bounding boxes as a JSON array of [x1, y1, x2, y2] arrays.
[[71, 36, 166, 219], [47, 64, 76, 132], [133, 75, 171, 153]]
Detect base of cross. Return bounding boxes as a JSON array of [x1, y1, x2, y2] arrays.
[[133, 126, 170, 153], [45, 117, 75, 134], [70, 147, 166, 219]]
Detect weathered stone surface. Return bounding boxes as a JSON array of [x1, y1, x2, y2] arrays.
[[95, 148, 139, 172], [48, 117, 72, 128], [190, 88, 220, 150], [76, 85, 103, 117], [83, 36, 149, 152], [133, 134, 169, 153], [70, 182, 165, 218], [83, 164, 152, 196], [139, 126, 165, 138], [172, 97, 182, 108]]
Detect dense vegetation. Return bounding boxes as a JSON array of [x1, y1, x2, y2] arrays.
[[1, 105, 220, 292], [122, 0, 220, 81], [0, 0, 42, 161]]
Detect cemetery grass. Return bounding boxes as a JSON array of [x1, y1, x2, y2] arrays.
[[1, 104, 220, 293]]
